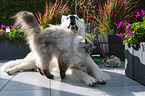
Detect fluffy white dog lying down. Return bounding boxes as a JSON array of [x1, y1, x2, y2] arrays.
[[0, 12, 110, 86]]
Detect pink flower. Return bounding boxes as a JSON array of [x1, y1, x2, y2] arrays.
[[117, 21, 123, 29], [10, 25, 13, 28], [124, 20, 127, 23], [119, 33, 124, 37], [123, 20, 127, 25], [125, 29, 131, 35], [10, 25, 17, 29], [1, 25, 6, 28], [126, 23, 130, 27], [1, 30, 4, 34], [135, 11, 140, 18], [140, 9, 145, 16]]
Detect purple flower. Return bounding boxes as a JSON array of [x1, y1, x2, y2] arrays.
[[125, 29, 132, 35], [1, 25, 6, 28], [1, 30, 4, 34], [135, 11, 140, 18], [140, 9, 145, 16], [117, 21, 123, 29], [119, 33, 124, 37]]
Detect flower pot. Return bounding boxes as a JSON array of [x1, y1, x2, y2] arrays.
[[125, 42, 145, 85], [98, 35, 124, 59], [0, 41, 30, 60]]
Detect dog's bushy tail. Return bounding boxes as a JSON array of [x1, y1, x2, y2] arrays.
[[12, 11, 41, 40]]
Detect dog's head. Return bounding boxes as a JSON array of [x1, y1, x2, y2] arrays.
[[60, 15, 85, 36]]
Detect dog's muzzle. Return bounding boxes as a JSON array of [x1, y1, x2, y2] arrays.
[[68, 15, 78, 32]]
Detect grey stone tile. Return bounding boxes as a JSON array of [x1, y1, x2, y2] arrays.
[[2, 72, 51, 91], [98, 62, 141, 87], [0, 60, 14, 80], [0, 61, 15, 91], [1, 60, 145, 96], [0, 72, 14, 80], [99, 85, 145, 96], [51, 73, 105, 96], [0, 90, 50, 96], [98, 71, 141, 87], [0, 80, 9, 91]]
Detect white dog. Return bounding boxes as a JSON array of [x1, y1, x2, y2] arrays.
[[1, 12, 110, 86]]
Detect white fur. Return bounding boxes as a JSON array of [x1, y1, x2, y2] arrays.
[[60, 15, 85, 36], [0, 13, 110, 86]]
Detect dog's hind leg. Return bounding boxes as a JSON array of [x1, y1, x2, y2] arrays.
[[36, 54, 54, 79], [58, 58, 69, 79], [38, 63, 54, 79], [58, 52, 71, 79], [37, 64, 54, 79]]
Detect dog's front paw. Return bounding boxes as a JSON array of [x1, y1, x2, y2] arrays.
[[6, 68, 15, 75], [84, 77, 97, 87], [94, 72, 110, 85], [96, 78, 106, 84]]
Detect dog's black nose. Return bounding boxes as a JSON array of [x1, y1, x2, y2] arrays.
[[70, 15, 75, 24], [70, 15, 75, 20]]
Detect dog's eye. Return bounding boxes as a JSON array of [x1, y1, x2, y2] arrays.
[[66, 17, 69, 19]]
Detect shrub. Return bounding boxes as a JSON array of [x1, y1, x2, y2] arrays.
[[0, 0, 46, 26], [85, 32, 96, 42], [0, 25, 25, 43], [35, 0, 69, 30], [88, 0, 139, 35], [118, 9, 145, 49]]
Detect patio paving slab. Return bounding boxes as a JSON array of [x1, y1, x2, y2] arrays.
[[0, 60, 145, 96]]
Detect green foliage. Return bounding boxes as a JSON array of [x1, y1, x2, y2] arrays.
[[0, 0, 46, 26], [0, 0, 144, 26], [88, 0, 139, 35], [35, 0, 69, 30], [85, 32, 96, 42], [0, 28, 25, 43], [0, 0, 144, 44], [73, 0, 97, 23], [123, 18, 145, 48]]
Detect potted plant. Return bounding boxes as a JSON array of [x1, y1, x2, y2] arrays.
[[118, 9, 145, 85], [0, 25, 30, 60], [88, 0, 138, 59]]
